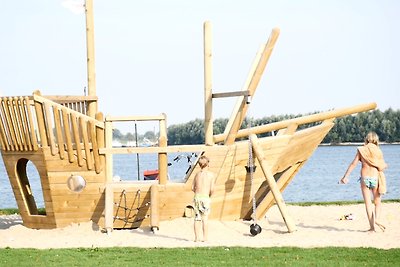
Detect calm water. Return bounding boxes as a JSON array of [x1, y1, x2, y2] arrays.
[[0, 145, 398, 208]]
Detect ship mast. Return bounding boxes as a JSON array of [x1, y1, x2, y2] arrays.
[[85, 0, 97, 117]]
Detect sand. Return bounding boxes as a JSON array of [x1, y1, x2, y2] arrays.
[[1, 203, 399, 249]]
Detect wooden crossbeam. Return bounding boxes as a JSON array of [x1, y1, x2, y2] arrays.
[[212, 91, 250, 99]]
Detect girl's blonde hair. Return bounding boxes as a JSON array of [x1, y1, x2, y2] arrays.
[[365, 131, 379, 146], [198, 155, 210, 169]]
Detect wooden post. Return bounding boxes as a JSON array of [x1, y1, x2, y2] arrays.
[[150, 184, 160, 231], [104, 119, 113, 183], [250, 134, 296, 233], [104, 183, 113, 233], [204, 21, 214, 146], [85, 0, 97, 118], [104, 118, 114, 233], [158, 114, 168, 185]]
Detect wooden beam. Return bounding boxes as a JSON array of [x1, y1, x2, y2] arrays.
[[105, 115, 166, 122], [250, 134, 296, 233], [99, 144, 209, 155], [223, 28, 280, 145], [214, 102, 377, 143]]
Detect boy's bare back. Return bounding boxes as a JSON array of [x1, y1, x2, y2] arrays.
[[192, 170, 215, 197], [192, 155, 216, 197]]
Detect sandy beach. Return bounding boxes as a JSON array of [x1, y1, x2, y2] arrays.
[[1, 203, 399, 250]]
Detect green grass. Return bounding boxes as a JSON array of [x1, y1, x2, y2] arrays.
[[0, 247, 399, 267]]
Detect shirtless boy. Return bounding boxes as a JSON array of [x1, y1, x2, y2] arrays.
[[191, 155, 216, 242], [339, 132, 387, 232]]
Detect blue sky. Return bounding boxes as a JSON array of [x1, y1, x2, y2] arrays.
[[1, 0, 399, 133]]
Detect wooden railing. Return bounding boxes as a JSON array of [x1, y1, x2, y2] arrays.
[[0, 92, 104, 173], [44, 95, 98, 116]]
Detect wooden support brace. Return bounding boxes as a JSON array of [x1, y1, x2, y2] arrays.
[[250, 134, 296, 233]]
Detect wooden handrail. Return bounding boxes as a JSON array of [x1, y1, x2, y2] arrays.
[[33, 94, 104, 128]]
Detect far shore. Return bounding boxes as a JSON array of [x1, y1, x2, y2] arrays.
[[320, 142, 400, 146]]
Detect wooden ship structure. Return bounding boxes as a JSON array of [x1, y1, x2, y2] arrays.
[[0, 1, 375, 233]]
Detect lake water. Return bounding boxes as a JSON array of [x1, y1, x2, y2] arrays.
[[0, 145, 398, 208]]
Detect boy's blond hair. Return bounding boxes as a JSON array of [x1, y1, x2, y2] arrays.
[[365, 131, 379, 146], [198, 155, 210, 169]]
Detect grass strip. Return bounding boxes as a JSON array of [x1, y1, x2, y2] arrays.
[[0, 247, 399, 267]]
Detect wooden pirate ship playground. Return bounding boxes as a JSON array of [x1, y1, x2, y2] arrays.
[[0, 1, 376, 234]]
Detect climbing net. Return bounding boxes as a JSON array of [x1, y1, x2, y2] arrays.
[[113, 189, 150, 227]]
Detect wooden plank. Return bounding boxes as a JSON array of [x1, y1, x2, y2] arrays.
[[18, 97, 31, 150], [61, 109, 75, 163], [0, 98, 10, 150], [95, 112, 105, 172], [2, 98, 17, 151], [44, 102, 57, 155], [13, 97, 28, 151], [71, 114, 84, 167], [53, 106, 65, 159], [19, 97, 34, 151], [80, 117, 94, 170], [9, 97, 24, 151], [33, 92, 48, 147], [89, 121, 101, 174]]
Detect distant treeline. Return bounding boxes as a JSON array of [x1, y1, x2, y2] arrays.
[[166, 108, 400, 145]]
